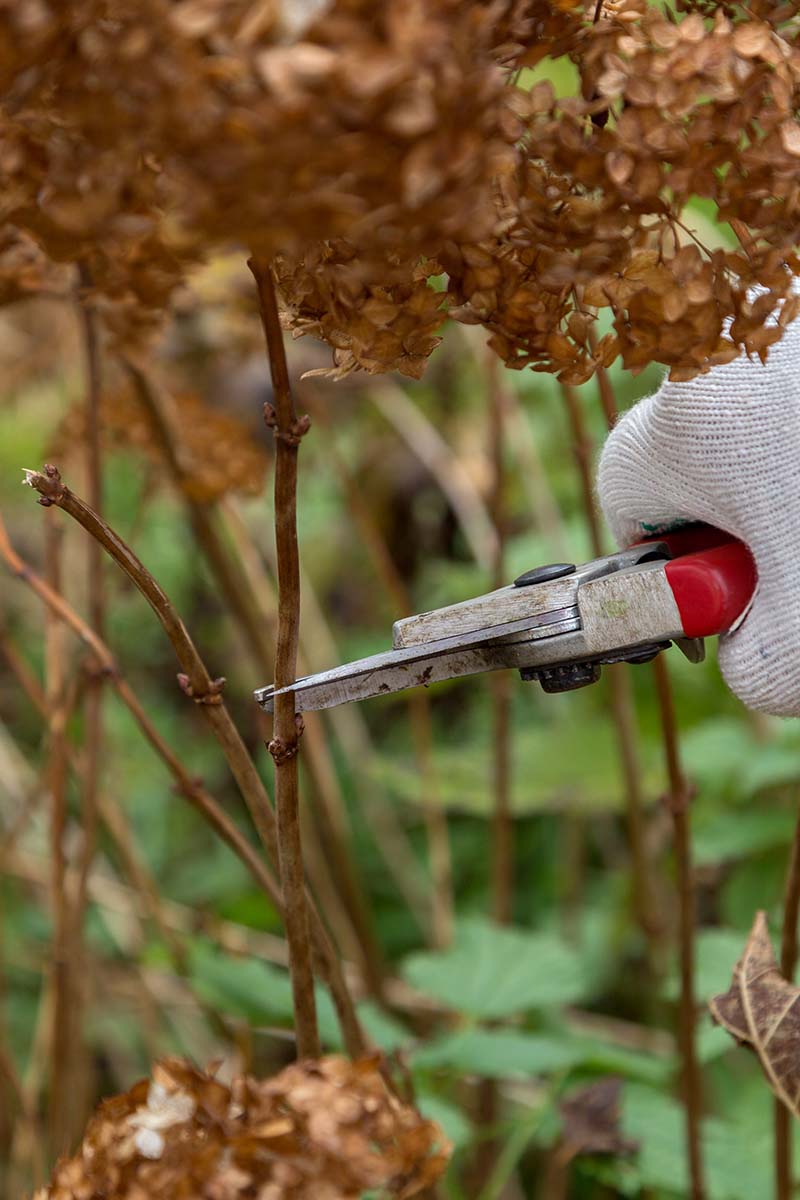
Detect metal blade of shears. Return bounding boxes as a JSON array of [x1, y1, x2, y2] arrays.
[[255, 606, 580, 712]]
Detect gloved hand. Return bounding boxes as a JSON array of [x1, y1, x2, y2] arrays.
[[597, 316, 800, 718]]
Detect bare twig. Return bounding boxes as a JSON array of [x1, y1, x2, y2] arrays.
[[126, 363, 386, 1002], [775, 794, 800, 1200], [248, 256, 320, 1059], [223, 494, 432, 938], [1, 505, 365, 1056], [653, 655, 705, 1200], [0, 510, 280, 903]]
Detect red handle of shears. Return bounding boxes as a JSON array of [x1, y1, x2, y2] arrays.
[[636, 526, 757, 638]]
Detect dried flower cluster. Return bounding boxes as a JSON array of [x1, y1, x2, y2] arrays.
[[3, 0, 800, 382], [35, 1056, 450, 1200], [52, 386, 269, 502]]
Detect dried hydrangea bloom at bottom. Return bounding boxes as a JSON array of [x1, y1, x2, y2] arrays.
[[34, 1055, 451, 1200]]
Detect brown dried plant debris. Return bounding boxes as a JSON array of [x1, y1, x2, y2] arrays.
[[559, 1077, 638, 1159], [275, 246, 447, 380], [51, 386, 269, 502], [710, 911, 800, 1116], [4, 1, 800, 381], [34, 1055, 451, 1200]]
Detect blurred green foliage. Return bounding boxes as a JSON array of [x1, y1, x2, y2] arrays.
[[1, 273, 800, 1199]]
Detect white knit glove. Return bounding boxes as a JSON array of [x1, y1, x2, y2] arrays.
[[597, 318, 800, 718]]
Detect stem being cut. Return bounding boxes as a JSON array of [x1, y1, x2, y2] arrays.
[[249, 257, 320, 1060], [19, 468, 364, 1057]]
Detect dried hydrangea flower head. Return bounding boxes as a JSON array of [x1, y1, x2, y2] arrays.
[[34, 1056, 450, 1199], [3, 0, 800, 382]]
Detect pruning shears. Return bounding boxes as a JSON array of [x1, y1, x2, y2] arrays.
[[255, 526, 756, 714]]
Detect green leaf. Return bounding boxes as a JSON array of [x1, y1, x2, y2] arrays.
[[696, 1015, 734, 1065], [368, 702, 663, 816], [663, 929, 748, 1006], [558, 1034, 672, 1086], [622, 1084, 772, 1199], [416, 1093, 472, 1150], [331, 1001, 411, 1054], [681, 719, 761, 802], [188, 942, 293, 1023], [188, 943, 410, 1053], [402, 919, 593, 1018], [412, 1029, 583, 1078], [693, 808, 794, 866]]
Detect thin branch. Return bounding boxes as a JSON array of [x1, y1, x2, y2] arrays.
[[126, 362, 386, 1002], [223, 493, 433, 939], [0, 505, 365, 1057], [0, 509, 280, 905], [775, 794, 800, 1200], [248, 256, 320, 1059]]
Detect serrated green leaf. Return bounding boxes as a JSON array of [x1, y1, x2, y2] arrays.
[[693, 808, 794, 866], [622, 1084, 772, 1200], [412, 1029, 583, 1078], [188, 942, 294, 1023], [402, 919, 593, 1017]]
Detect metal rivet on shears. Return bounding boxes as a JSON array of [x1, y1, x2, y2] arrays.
[[513, 563, 576, 588]]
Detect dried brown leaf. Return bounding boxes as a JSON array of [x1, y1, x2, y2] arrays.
[[710, 911, 800, 1115], [560, 1077, 638, 1158]]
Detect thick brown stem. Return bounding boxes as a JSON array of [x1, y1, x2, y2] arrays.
[[126, 363, 386, 998], [775, 796, 800, 1200], [248, 256, 320, 1059], [653, 656, 705, 1200]]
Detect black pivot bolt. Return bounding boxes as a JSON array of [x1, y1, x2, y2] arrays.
[[520, 661, 601, 693], [514, 563, 576, 587]]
